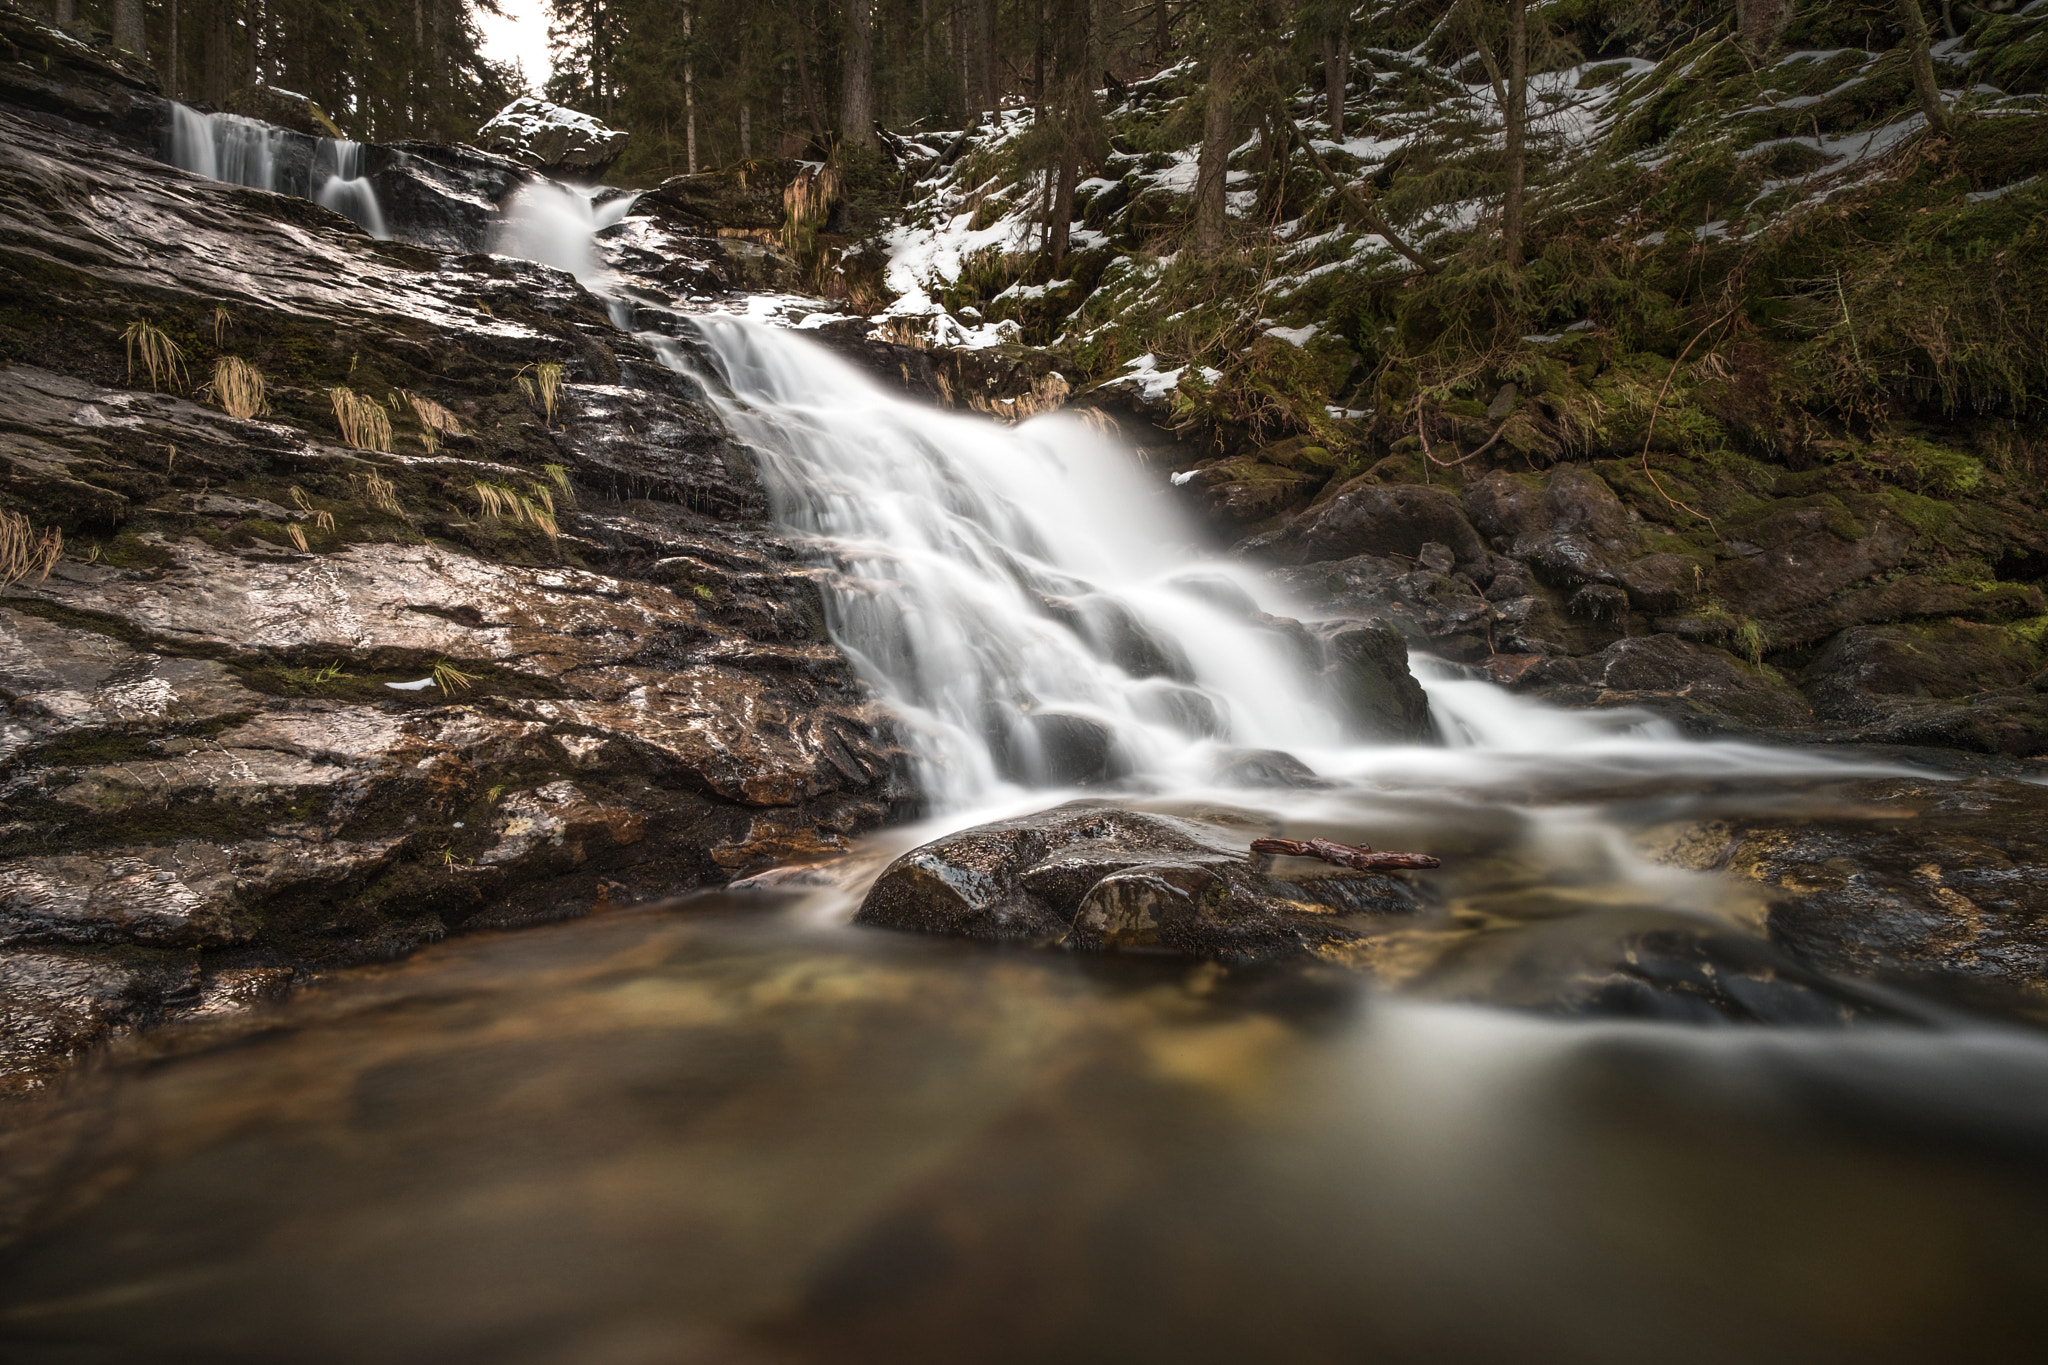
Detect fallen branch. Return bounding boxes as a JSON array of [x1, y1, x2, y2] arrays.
[[1273, 106, 1441, 276], [1249, 837, 1441, 870]]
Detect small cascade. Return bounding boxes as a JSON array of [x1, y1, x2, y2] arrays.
[[491, 182, 639, 289], [311, 138, 387, 240], [163, 102, 387, 238]]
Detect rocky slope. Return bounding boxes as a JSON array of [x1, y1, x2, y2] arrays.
[[0, 17, 909, 1094]]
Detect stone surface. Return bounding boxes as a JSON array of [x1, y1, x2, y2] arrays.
[[1248, 480, 1488, 567], [221, 84, 345, 139], [0, 75, 905, 1094], [1643, 777, 2048, 1005], [855, 802, 1425, 959], [476, 96, 628, 177]]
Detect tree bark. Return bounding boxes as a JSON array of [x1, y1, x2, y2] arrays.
[[786, 0, 831, 146], [111, 0, 145, 57], [204, 0, 231, 104], [1192, 42, 1236, 255], [1895, 0, 1949, 134], [1738, 0, 1790, 54], [976, 0, 996, 119], [1502, 0, 1529, 268], [685, 2, 700, 171], [243, 0, 261, 88], [52, 0, 76, 25], [1322, 11, 1346, 139], [843, 0, 877, 146], [161, 0, 180, 97]]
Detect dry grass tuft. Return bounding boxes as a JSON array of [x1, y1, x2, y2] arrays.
[[330, 387, 393, 451], [1, 510, 64, 590], [123, 319, 188, 392], [473, 480, 560, 539], [208, 356, 267, 419], [352, 469, 404, 517], [289, 486, 336, 531], [515, 362, 566, 425], [402, 391, 466, 454], [285, 524, 309, 552]]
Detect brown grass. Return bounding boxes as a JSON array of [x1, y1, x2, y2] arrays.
[[1, 509, 63, 590], [208, 356, 267, 419], [330, 387, 393, 451], [402, 391, 466, 453], [123, 319, 187, 392]]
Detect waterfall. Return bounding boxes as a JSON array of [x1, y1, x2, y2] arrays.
[[491, 182, 640, 289], [164, 102, 387, 238], [311, 138, 387, 240]]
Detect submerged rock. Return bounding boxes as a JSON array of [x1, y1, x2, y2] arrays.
[[855, 802, 1424, 959]]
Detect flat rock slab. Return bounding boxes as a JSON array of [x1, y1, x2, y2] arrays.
[[855, 802, 1425, 960]]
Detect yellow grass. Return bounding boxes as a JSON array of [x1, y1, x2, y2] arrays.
[[209, 356, 267, 419], [123, 319, 188, 392], [330, 386, 393, 451], [1, 510, 63, 590]]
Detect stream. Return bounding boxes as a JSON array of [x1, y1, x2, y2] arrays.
[[1, 129, 2045, 1364]]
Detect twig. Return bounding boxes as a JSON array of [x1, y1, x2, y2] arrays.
[[1250, 837, 1442, 871], [1418, 404, 1509, 468], [1639, 307, 1742, 529]]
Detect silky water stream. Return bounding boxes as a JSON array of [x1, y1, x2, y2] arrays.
[[3, 219, 2048, 1364]]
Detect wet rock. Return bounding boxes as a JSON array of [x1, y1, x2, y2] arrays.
[[1616, 553, 1704, 614], [222, 84, 345, 138], [1531, 634, 1812, 732], [642, 159, 803, 232], [1247, 480, 1487, 568], [1711, 502, 1915, 619], [1175, 456, 1325, 534], [1803, 622, 2048, 755], [1211, 749, 1325, 788], [1310, 618, 1432, 742], [994, 712, 1128, 786], [476, 96, 628, 178], [855, 802, 1423, 958], [1643, 778, 2048, 1003], [0, 948, 198, 1097], [1464, 466, 1641, 587]]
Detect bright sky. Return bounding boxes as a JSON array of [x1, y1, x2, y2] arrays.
[[476, 0, 553, 94]]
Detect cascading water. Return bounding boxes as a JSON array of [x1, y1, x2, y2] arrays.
[[669, 316, 1879, 815], [492, 181, 640, 290], [164, 102, 387, 238]]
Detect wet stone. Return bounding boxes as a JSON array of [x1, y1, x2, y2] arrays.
[[855, 802, 1425, 959]]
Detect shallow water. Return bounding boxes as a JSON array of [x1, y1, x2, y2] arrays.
[[19, 155, 2041, 1363], [2, 879, 2046, 1365]]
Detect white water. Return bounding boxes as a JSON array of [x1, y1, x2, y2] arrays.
[[671, 317, 1896, 815], [165, 102, 387, 238], [492, 182, 639, 289]]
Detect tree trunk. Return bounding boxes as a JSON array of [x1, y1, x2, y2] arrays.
[[843, 0, 876, 146], [1322, 12, 1345, 139], [242, 0, 261, 88], [161, 0, 180, 97], [1155, 0, 1171, 61], [741, 102, 752, 159], [1502, 0, 1529, 268], [1192, 44, 1236, 256], [111, 0, 145, 56], [976, 0, 996, 119], [1896, 0, 1949, 134], [685, 2, 700, 171], [1738, 0, 1790, 54], [786, 0, 831, 146], [52, 0, 76, 25], [204, 0, 231, 104]]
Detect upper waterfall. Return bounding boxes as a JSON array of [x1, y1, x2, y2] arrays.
[[165, 102, 387, 238]]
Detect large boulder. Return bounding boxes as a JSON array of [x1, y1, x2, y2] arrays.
[[1530, 634, 1813, 733], [222, 84, 345, 138], [1802, 622, 2048, 755], [1247, 480, 1487, 567], [642, 159, 803, 232], [476, 96, 628, 178], [1309, 617, 1433, 741], [1464, 465, 1641, 587], [854, 802, 1425, 959]]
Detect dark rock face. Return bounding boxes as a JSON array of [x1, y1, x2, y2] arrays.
[[1254, 457, 2048, 753], [1311, 618, 1432, 741], [222, 84, 345, 138], [0, 75, 898, 1093], [643, 160, 803, 232], [1645, 778, 2048, 1004], [855, 803, 1423, 958], [1251, 480, 1488, 568]]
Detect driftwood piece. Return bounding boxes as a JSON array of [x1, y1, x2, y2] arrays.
[[1249, 837, 1442, 871]]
